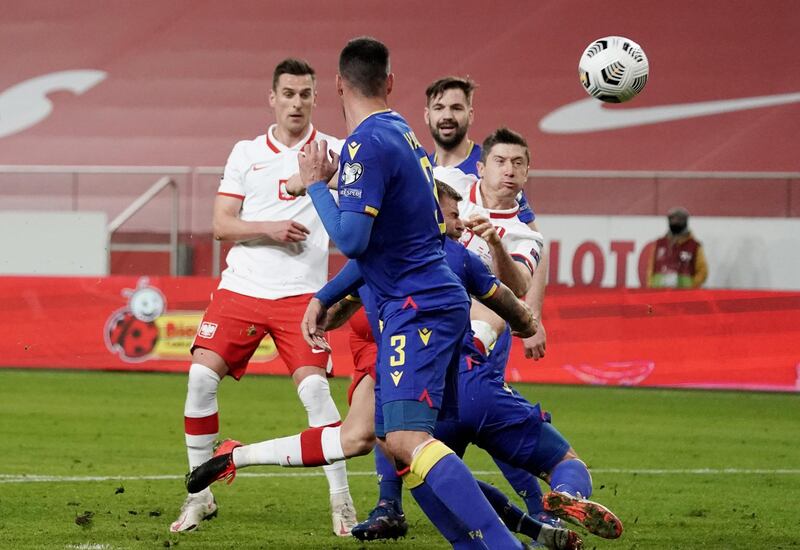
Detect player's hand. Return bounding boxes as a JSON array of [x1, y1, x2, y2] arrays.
[[465, 215, 502, 247], [510, 308, 538, 339], [283, 173, 307, 197], [522, 322, 546, 360], [301, 297, 331, 352], [263, 220, 310, 243], [298, 140, 339, 187]]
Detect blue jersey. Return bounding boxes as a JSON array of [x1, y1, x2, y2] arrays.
[[442, 238, 498, 299], [429, 140, 482, 177], [337, 110, 467, 312], [357, 239, 498, 341]]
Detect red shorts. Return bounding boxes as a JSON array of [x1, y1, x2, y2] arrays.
[[346, 308, 377, 405], [192, 289, 330, 380]]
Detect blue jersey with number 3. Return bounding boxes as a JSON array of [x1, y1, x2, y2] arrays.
[[337, 110, 467, 311]]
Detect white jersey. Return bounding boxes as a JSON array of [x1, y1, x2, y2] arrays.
[[217, 124, 343, 299], [433, 165, 543, 274]]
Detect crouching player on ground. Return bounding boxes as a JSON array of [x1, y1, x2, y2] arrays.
[[345, 180, 622, 544]]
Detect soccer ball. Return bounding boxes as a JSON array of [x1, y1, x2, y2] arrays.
[[578, 36, 649, 103]]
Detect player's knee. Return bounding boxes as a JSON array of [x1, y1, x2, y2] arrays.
[[296, 373, 341, 426], [339, 422, 375, 457], [185, 363, 221, 415], [191, 348, 227, 377], [384, 431, 430, 467]]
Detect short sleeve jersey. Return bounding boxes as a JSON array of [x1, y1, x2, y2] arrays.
[[434, 166, 544, 275], [337, 110, 467, 311], [217, 124, 343, 299]]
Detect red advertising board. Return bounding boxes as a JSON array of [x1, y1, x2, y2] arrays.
[[1, 276, 798, 392]]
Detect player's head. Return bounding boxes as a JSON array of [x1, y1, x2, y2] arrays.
[[667, 206, 690, 235], [435, 179, 465, 239], [337, 37, 393, 99], [269, 58, 317, 137], [478, 127, 531, 199], [424, 77, 476, 151]]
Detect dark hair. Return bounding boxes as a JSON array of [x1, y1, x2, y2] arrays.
[[480, 127, 530, 164], [338, 37, 390, 97], [272, 58, 315, 90], [435, 179, 463, 202], [425, 76, 477, 105]]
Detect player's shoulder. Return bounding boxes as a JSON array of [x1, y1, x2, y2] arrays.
[[433, 165, 476, 196], [225, 135, 266, 165]]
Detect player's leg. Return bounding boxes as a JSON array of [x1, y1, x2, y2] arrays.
[[187, 373, 376, 493], [493, 459, 546, 517], [471, 326, 553, 522], [476, 480, 582, 550], [351, 439, 411, 541], [170, 348, 226, 532], [466, 381, 622, 540], [268, 293, 356, 536], [378, 304, 525, 549], [540, 439, 622, 540], [171, 289, 261, 533]]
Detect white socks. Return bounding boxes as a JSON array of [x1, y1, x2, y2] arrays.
[[184, 364, 221, 471]]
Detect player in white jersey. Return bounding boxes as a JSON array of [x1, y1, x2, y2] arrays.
[[434, 127, 544, 350], [170, 58, 356, 536]]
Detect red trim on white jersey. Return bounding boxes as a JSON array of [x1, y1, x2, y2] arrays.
[[304, 128, 318, 147], [266, 134, 281, 153], [468, 181, 520, 219], [266, 125, 317, 154], [218, 192, 245, 200]]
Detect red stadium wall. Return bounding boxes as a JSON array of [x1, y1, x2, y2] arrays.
[[2, 277, 797, 392]]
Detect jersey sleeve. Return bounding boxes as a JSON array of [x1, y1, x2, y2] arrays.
[[464, 248, 501, 300], [218, 141, 247, 198], [507, 229, 545, 275], [337, 134, 387, 218]]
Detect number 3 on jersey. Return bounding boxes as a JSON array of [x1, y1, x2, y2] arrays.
[[389, 334, 406, 367]]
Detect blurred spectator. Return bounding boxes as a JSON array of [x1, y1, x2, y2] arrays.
[[646, 207, 708, 289]]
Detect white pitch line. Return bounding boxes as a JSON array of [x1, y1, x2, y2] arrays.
[[1, 468, 799, 484]]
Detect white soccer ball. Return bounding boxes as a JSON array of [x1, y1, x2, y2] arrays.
[[578, 36, 649, 103]]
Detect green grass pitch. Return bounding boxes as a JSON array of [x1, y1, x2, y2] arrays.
[[1, 369, 798, 549]]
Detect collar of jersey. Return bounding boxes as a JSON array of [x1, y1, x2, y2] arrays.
[[434, 140, 474, 168], [469, 180, 520, 219], [266, 124, 317, 153], [354, 108, 392, 131]]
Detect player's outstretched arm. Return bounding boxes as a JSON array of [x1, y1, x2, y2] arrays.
[[479, 282, 538, 338]]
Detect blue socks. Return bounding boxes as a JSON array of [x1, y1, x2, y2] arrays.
[[550, 459, 592, 498], [411, 444, 523, 549], [493, 458, 545, 515], [375, 445, 403, 509]]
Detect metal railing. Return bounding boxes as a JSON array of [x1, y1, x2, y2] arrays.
[[107, 176, 179, 275], [2, 166, 798, 277]]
